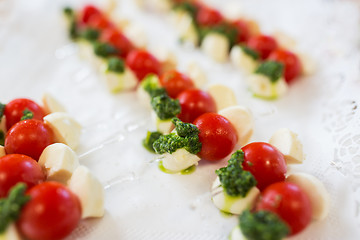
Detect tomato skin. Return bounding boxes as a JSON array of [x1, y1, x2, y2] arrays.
[[17, 182, 82, 240], [268, 49, 302, 83], [87, 13, 113, 31], [232, 19, 251, 43], [247, 35, 278, 60], [241, 142, 286, 191], [194, 113, 238, 161], [80, 5, 101, 24], [196, 6, 223, 27], [5, 119, 55, 160], [0, 154, 44, 198], [256, 182, 312, 236], [4, 98, 45, 131], [125, 50, 161, 81], [177, 89, 217, 123], [159, 70, 195, 98], [101, 28, 135, 58]]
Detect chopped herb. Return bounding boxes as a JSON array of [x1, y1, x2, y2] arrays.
[[240, 45, 260, 60], [20, 109, 34, 121], [63, 7, 74, 17], [199, 23, 238, 47], [0, 103, 5, 119], [239, 210, 290, 240], [0, 131, 4, 146], [93, 42, 118, 58], [81, 28, 100, 41], [107, 57, 125, 73], [173, 2, 198, 19], [153, 118, 201, 155], [143, 131, 163, 153], [141, 75, 167, 98], [255, 61, 284, 83], [151, 94, 181, 120], [215, 150, 257, 197], [63, 7, 79, 40], [0, 183, 31, 233]]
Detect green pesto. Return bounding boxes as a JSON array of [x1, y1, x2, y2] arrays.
[[141, 75, 167, 98], [0, 183, 31, 233], [0, 103, 5, 119], [151, 95, 181, 120], [107, 57, 125, 73], [63, 7, 79, 40], [199, 23, 238, 48], [81, 28, 100, 42], [172, 117, 199, 138], [255, 61, 284, 83], [93, 42, 118, 58], [239, 210, 289, 240], [172, 2, 198, 19], [158, 160, 196, 175], [20, 109, 34, 121], [143, 131, 163, 153], [240, 45, 260, 60], [215, 150, 257, 197], [153, 118, 201, 155], [0, 131, 4, 146]]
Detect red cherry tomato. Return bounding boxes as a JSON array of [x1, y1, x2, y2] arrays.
[[87, 13, 113, 31], [125, 50, 161, 81], [268, 49, 302, 83], [194, 113, 238, 161], [159, 70, 195, 98], [0, 154, 44, 198], [241, 142, 286, 191], [80, 5, 101, 24], [101, 28, 135, 58], [4, 98, 45, 130], [17, 182, 82, 240], [177, 89, 217, 123], [256, 182, 312, 236], [196, 5, 223, 27], [247, 35, 278, 60], [232, 19, 251, 43], [5, 119, 55, 160]]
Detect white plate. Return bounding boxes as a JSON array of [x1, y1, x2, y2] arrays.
[[1, 0, 360, 239]]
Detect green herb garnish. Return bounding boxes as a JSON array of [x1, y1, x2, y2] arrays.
[[20, 109, 34, 121], [143, 131, 163, 153], [142, 75, 167, 98], [107, 57, 125, 73], [255, 61, 284, 83], [241, 45, 260, 60], [151, 94, 181, 120], [93, 42, 118, 58], [0, 103, 5, 119], [81, 28, 100, 42]]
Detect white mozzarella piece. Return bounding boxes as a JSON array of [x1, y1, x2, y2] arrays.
[[101, 67, 138, 93], [211, 177, 259, 214], [151, 111, 174, 134], [248, 74, 288, 99], [174, 10, 199, 46], [43, 112, 82, 150], [186, 62, 207, 88], [286, 173, 330, 221], [207, 84, 237, 111], [229, 226, 247, 240], [0, 224, 21, 240], [201, 33, 230, 63], [230, 45, 258, 74], [150, 46, 177, 73], [269, 128, 304, 164], [68, 166, 105, 219], [42, 92, 66, 114], [0, 146, 5, 157], [299, 52, 316, 75], [218, 106, 254, 147], [162, 148, 201, 173], [122, 23, 147, 48], [78, 40, 105, 69], [0, 116, 6, 134], [38, 143, 80, 184]]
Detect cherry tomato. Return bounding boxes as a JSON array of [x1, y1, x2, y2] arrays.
[[241, 142, 286, 191], [80, 5, 101, 24], [268, 49, 302, 83], [247, 35, 278, 60], [5, 119, 55, 160], [194, 113, 238, 161], [196, 5, 223, 27], [101, 28, 135, 58], [4, 98, 45, 130], [17, 182, 82, 240], [125, 50, 161, 81], [87, 13, 113, 31], [177, 89, 217, 123], [256, 182, 312, 236], [159, 70, 195, 98], [0, 154, 44, 198], [232, 19, 251, 43]]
